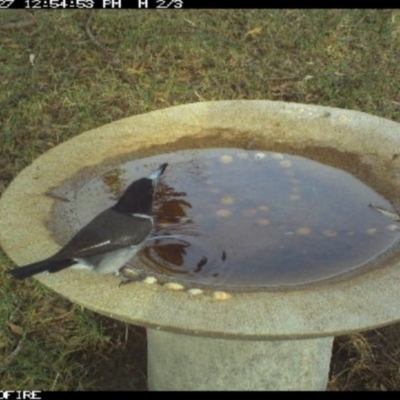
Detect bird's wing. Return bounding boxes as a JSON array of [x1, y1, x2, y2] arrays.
[[56, 209, 153, 259]]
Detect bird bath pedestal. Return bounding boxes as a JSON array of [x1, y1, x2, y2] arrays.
[[2, 101, 400, 390]]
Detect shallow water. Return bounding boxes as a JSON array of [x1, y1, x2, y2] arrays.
[[63, 148, 400, 288]]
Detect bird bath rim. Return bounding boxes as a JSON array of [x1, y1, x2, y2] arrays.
[[1, 100, 400, 339]]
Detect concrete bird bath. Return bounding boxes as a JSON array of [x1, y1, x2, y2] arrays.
[[2, 100, 400, 390]]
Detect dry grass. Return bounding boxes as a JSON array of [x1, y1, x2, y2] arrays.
[[1, 9, 400, 390]]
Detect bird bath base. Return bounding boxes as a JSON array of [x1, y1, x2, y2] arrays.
[[147, 330, 333, 390]]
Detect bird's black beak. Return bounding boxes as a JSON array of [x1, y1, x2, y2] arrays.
[[149, 163, 168, 186]]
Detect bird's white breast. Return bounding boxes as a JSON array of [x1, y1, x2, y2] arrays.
[[73, 246, 141, 275]]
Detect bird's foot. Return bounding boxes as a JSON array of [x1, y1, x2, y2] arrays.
[[117, 266, 148, 287]]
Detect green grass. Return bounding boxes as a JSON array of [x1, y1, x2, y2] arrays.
[[1, 9, 400, 390]]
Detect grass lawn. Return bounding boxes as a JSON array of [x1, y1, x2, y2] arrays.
[[1, 9, 400, 390]]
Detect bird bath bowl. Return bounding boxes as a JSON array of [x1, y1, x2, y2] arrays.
[[2, 100, 400, 390]]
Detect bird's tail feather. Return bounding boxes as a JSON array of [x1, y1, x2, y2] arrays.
[[9, 258, 76, 280]]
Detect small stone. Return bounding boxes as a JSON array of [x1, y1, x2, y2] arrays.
[[279, 160, 292, 168], [296, 227, 312, 235], [164, 282, 185, 290], [366, 228, 377, 235], [220, 155, 233, 164], [216, 209, 232, 218], [143, 276, 157, 285], [213, 291, 232, 301], [386, 224, 400, 231], [323, 229, 337, 237], [254, 152, 266, 160], [188, 288, 204, 296], [271, 153, 284, 160], [237, 152, 249, 159], [221, 195, 235, 205], [256, 218, 270, 226]]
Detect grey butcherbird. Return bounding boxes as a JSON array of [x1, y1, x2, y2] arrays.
[[9, 163, 168, 280]]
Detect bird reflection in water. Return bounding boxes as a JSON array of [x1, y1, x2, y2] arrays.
[[140, 179, 220, 279]]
